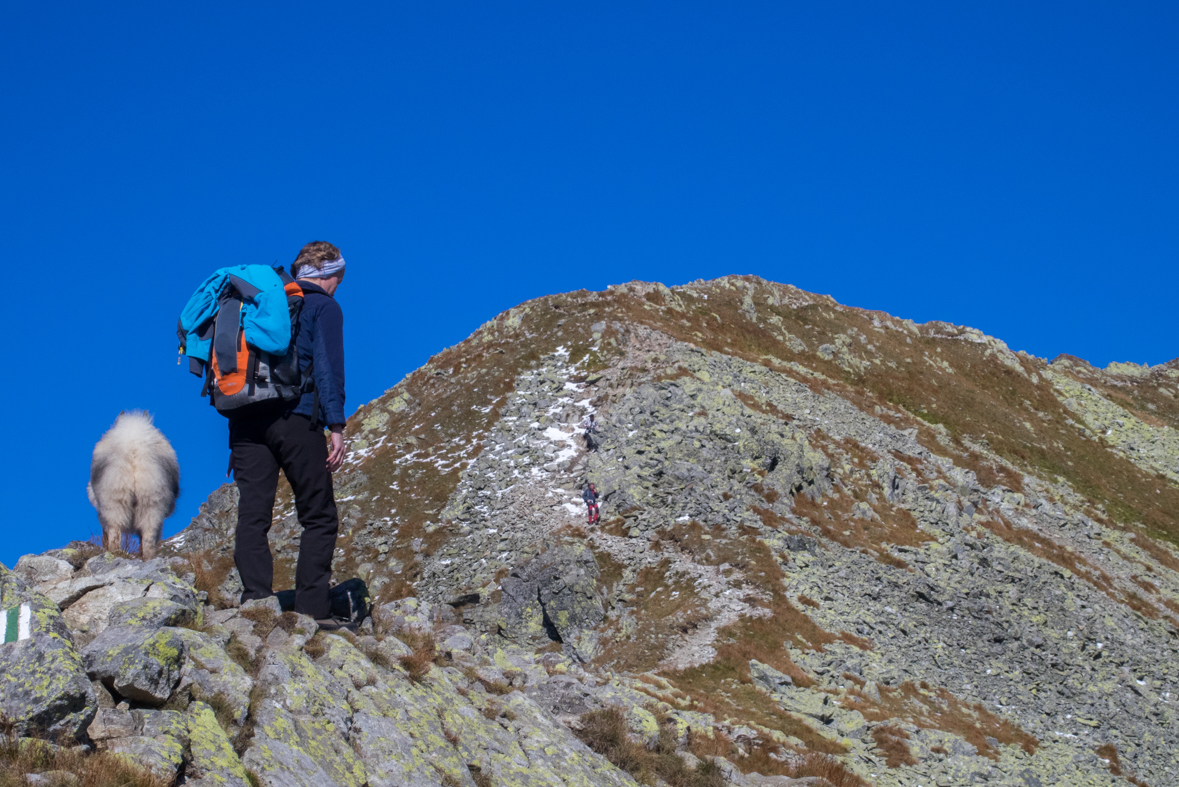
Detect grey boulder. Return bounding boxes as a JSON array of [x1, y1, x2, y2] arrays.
[[108, 596, 200, 629], [498, 545, 604, 662], [0, 563, 96, 739], [82, 625, 186, 704]]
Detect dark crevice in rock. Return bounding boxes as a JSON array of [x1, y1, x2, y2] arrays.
[[540, 590, 563, 644]]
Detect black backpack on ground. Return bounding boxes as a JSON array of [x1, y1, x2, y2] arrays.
[[275, 578, 370, 624]]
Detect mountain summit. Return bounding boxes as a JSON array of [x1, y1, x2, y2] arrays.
[[6, 276, 1178, 786]]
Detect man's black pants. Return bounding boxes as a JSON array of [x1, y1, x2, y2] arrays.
[[230, 410, 338, 619]]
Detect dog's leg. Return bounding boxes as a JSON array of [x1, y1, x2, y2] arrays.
[[136, 502, 169, 560], [97, 491, 134, 556], [139, 527, 159, 560]]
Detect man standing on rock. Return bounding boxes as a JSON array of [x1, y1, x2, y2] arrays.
[[582, 483, 600, 525], [229, 241, 350, 631]]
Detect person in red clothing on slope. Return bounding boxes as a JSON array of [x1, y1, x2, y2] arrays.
[[582, 483, 600, 525]]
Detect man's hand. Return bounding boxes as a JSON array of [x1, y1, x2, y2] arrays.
[[327, 425, 346, 472], [226, 451, 235, 480]]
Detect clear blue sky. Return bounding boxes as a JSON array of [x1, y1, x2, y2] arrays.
[[2, 3, 1175, 566]]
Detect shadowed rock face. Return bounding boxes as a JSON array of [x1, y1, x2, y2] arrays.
[[498, 544, 605, 662], [13, 276, 1179, 785]]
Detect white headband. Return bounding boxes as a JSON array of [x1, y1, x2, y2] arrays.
[[299, 256, 345, 279]]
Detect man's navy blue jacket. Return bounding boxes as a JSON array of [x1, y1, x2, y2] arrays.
[[291, 281, 346, 427]]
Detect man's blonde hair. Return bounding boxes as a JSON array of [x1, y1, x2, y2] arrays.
[[292, 241, 341, 279]]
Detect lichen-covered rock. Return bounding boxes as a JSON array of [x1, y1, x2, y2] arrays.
[[24, 770, 81, 787], [173, 628, 254, 725], [13, 554, 75, 588], [82, 625, 186, 704], [0, 562, 96, 739], [36, 555, 199, 646], [172, 481, 239, 554], [498, 545, 605, 662], [186, 701, 251, 787], [497, 575, 545, 640], [108, 596, 200, 629], [106, 709, 189, 781], [87, 707, 138, 742], [371, 596, 433, 637], [244, 700, 368, 787], [749, 660, 793, 692], [87, 707, 189, 781], [531, 546, 604, 637]]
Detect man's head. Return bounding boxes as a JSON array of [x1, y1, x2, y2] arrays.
[[293, 241, 346, 295]]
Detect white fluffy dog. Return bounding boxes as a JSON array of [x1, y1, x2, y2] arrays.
[[87, 411, 180, 560]]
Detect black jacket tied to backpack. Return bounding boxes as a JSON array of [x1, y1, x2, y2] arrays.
[[290, 281, 346, 427]]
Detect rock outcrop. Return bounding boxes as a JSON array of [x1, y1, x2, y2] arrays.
[[0, 562, 95, 740], [498, 544, 605, 662], [3, 551, 718, 786]]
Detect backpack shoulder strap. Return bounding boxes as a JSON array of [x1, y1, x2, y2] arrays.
[[213, 292, 243, 374]]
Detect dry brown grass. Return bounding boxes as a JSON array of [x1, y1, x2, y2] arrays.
[[481, 679, 514, 696], [398, 631, 438, 682], [592, 558, 712, 674], [1131, 533, 1179, 573], [1056, 355, 1179, 431], [438, 708, 461, 746], [637, 518, 883, 753], [871, 725, 917, 768], [851, 681, 1037, 759], [171, 548, 235, 608], [0, 725, 171, 787], [787, 439, 934, 565], [1096, 743, 1123, 777], [1094, 742, 1152, 786], [573, 708, 726, 787], [225, 636, 258, 675], [468, 765, 493, 787], [683, 728, 733, 759], [784, 751, 869, 787], [233, 683, 268, 757], [733, 390, 795, 423], [749, 482, 781, 504], [86, 531, 142, 559], [302, 631, 327, 659], [683, 728, 866, 786], [238, 606, 279, 637], [190, 688, 240, 734]]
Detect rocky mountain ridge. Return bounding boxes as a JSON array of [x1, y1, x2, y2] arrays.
[[4, 275, 1178, 786]]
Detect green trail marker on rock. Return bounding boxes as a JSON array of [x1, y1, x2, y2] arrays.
[[1, 603, 31, 643]]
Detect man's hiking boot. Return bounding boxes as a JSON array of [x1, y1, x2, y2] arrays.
[[316, 616, 359, 633]]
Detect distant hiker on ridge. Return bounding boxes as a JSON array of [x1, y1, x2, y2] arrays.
[[580, 412, 600, 452], [583, 482, 600, 525]]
